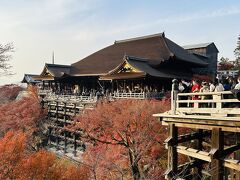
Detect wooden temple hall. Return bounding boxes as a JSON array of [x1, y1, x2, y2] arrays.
[[22, 33, 218, 97]]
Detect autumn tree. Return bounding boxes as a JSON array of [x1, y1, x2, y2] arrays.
[[0, 43, 14, 76], [0, 131, 91, 180], [218, 57, 234, 70], [0, 84, 22, 104], [71, 99, 171, 179]]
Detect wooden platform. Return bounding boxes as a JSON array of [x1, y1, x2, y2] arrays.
[[154, 88, 240, 180]]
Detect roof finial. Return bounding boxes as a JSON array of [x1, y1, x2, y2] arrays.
[[52, 51, 55, 64]]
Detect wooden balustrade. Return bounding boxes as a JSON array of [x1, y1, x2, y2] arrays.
[[154, 79, 240, 179]]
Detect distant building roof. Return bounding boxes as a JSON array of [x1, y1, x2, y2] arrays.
[[39, 63, 71, 80], [70, 33, 207, 76], [182, 42, 213, 50], [21, 74, 40, 83]]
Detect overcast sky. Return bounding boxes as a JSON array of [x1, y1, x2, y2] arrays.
[[0, 0, 240, 85]]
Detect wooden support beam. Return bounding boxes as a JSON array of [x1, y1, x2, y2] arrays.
[[165, 124, 178, 180], [56, 134, 59, 150], [48, 127, 52, 146], [210, 128, 224, 180], [194, 129, 204, 179], [177, 130, 210, 144], [177, 146, 211, 162], [64, 131, 67, 154], [222, 144, 240, 157], [73, 133, 77, 157], [56, 101, 59, 122], [64, 102, 66, 125]]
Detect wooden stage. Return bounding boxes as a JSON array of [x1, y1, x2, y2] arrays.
[[154, 83, 240, 180]]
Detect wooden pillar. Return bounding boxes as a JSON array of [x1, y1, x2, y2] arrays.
[[73, 133, 77, 157], [234, 132, 240, 179], [56, 134, 59, 150], [56, 101, 58, 123], [48, 127, 52, 146], [166, 123, 178, 180], [171, 79, 179, 115], [64, 102, 66, 124], [74, 103, 77, 116], [210, 128, 224, 180], [193, 129, 204, 180], [64, 131, 67, 154]]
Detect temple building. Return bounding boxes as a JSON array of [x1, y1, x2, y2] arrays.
[[24, 33, 218, 96]]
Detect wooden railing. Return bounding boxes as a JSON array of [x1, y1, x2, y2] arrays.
[[112, 92, 146, 99], [112, 92, 165, 99], [38, 89, 52, 95], [45, 94, 95, 102], [174, 91, 240, 117]]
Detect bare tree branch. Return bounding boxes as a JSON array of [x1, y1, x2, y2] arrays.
[[0, 43, 14, 76]]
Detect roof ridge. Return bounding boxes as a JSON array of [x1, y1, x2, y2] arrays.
[[182, 42, 213, 49], [45, 63, 70, 67], [115, 33, 164, 44]]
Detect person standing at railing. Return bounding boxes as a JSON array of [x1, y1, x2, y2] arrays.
[[191, 80, 200, 100], [214, 79, 225, 92], [199, 81, 210, 107], [234, 76, 240, 90]]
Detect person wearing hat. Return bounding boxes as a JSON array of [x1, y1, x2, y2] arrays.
[[200, 81, 210, 107]]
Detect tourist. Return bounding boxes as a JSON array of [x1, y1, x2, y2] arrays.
[[191, 80, 200, 100], [181, 79, 191, 93], [178, 81, 185, 93], [234, 76, 240, 90], [223, 78, 231, 91], [199, 81, 210, 107], [209, 81, 215, 92], [200, 81, 210, 99], [214, 79, 225, 92]]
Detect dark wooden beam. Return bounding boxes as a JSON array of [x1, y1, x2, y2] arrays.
[[210, 128, 224, 180], [222, 144, 240, 157], [177, 130, 210, 144], [166, 123, 178, 180]]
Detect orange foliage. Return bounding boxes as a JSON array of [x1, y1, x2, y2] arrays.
[[71, 99, 171, 179], [0, 96, 44, 136], [0, 131, 90, 180]]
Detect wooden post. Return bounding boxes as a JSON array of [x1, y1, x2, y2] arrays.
[[73, 133, 77, 157], [166, 123, 178, 179], [64, 131, 67, 154], [56, 101, 58, 123], [48, 127, 52, 146], [64, 102, 66, 124], [234, 132, 240, 179], [56, 134, 59, 150], [193, 129, 203, 180], [210, 128, 224, 180], [171, 79, 179, 115]]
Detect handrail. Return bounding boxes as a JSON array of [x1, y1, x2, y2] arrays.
[[174, 90, 240, 116]]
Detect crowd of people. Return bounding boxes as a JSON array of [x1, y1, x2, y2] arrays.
[[178, 76, 240, 94], [177, 76, 240, 103]]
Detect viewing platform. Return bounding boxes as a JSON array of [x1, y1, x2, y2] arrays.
[[153, 81, 240, 180]]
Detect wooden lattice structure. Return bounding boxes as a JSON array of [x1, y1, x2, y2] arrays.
[[154, 81, 240, 180], [44, 95, 96, 160]]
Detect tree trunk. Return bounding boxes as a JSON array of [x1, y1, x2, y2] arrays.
[[128, 149, 141, 180]]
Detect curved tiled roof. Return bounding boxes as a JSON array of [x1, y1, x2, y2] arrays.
[[70, 33, 207, 76]]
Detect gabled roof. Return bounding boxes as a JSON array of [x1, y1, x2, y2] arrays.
[[100, 55, 193, 80], [39, 63, 71, 79], [21, 74, 40, 83], [182, 42, 213, 49], [70, 33, 207, 76], [183, 42, 219, 53]]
